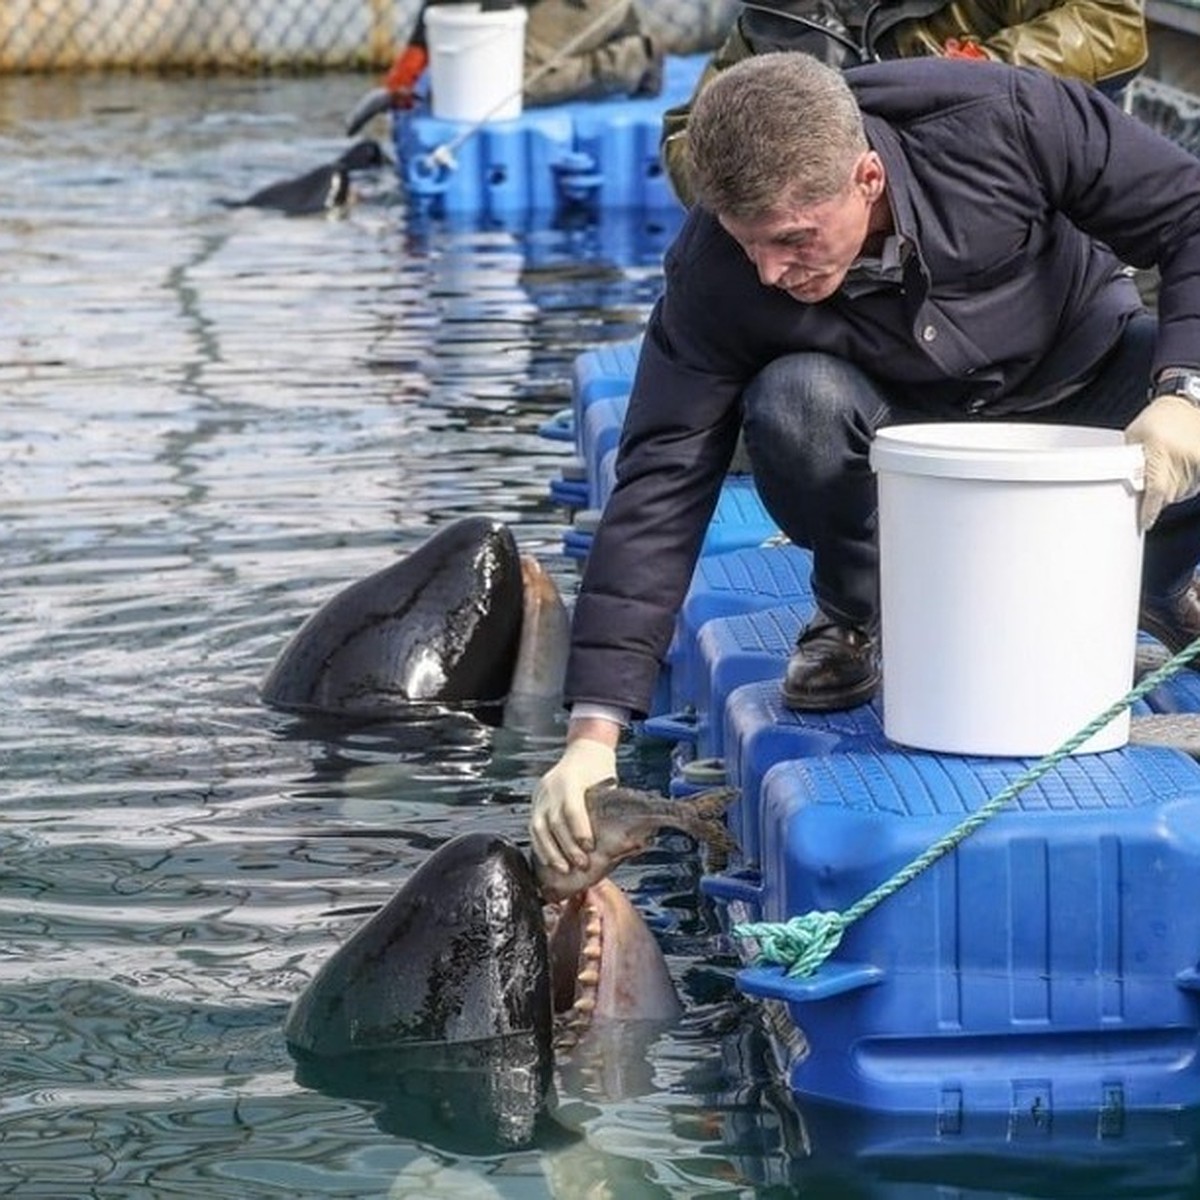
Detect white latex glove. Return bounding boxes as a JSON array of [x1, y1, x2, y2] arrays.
[[530, 737, 616, 874], [1125, 394, 1200, 530]]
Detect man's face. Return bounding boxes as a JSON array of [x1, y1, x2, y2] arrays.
[[718, 151, 884, 304]]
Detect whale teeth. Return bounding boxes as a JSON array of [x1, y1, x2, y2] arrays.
[[553, 889, 607, 1055]]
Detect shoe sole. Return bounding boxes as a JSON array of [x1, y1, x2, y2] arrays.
[[779, 672, 881, 713]]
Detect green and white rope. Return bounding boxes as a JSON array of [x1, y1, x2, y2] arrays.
[[732, 633, 1200, 979]]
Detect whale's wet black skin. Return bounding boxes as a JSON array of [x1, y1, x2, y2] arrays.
[[261, 516, 525, 718]]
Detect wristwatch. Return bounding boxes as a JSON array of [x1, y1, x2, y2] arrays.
[[1151, 371, 1200, 406]]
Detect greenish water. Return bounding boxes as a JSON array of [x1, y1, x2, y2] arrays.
[[3, 68, 1199, 1200]]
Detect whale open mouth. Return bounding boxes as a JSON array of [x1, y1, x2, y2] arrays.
[[546, 892, 604, 1050], [283, 828, 697, 1152], [545, 877, 683, 1055]]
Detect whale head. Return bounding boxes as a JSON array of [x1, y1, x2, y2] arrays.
[[261, 517, 526, 718]]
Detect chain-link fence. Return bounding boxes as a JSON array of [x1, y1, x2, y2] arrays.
[[1131, 74, 1200, 154], [0, 0, 737, 73]]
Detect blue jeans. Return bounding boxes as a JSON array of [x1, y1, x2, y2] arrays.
[[740, 313, 1200, 628]]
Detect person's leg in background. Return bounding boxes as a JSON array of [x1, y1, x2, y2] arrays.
[[523, 0, 662, 106]]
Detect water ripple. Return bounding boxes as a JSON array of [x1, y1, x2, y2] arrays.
[[3, 65, 1145, 1200]]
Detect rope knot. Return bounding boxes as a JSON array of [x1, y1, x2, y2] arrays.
[[733, 910, 848, 978]]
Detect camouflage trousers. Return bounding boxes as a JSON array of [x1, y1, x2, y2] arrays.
[[523, 0, 661, 105]]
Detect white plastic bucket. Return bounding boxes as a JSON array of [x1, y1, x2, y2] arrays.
[[869, 423, 1145, 756], [424, 3, 528, 123]]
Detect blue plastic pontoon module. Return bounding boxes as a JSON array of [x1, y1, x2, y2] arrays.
[[741, 745, 1200, 1116], [395, 55, 708, 217]]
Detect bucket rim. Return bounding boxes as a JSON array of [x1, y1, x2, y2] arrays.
[[869, 421, 1145, 485], [423, 4, 529, 27]]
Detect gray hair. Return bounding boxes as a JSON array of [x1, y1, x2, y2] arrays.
[[687, 52, 869, 219]]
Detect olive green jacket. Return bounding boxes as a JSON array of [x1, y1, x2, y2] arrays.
[[662, 0, 1148, 205]]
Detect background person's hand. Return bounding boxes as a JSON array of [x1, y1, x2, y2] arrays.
[[943, 37, 990, 60], [530, 737, 617, 874], [1125, 394, 1200, 529]]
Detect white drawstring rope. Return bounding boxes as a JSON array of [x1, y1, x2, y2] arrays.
[[421, 0, 640, 173]]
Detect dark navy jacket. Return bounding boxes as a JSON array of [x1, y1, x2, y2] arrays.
[[567, 57, 1200, 717]]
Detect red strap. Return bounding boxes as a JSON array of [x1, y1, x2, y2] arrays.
[[384, 45, 429, 93]]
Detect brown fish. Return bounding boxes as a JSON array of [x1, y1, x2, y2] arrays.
[[536, 782, 740, 902]]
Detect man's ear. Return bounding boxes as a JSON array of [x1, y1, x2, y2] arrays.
[[857, 151, 886, 202]]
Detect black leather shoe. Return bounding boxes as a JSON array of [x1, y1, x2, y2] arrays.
[[781, 611, 880, 711], [1140, 575, 1200, 664]]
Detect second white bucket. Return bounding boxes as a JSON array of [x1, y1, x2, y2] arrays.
[[870, 423, 1145, 756], [424, 3, 528, 123]]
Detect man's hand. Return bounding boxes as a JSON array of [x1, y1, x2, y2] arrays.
[[530, 736, 617, 874], [943, 37, 990, 60], [1125, 394, 1200, 529]]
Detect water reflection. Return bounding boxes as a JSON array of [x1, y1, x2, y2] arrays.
[[292, 1037, 566, 1158], [3, 66, 1200, 1198]]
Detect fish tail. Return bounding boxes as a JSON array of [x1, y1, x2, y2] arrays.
[[685, 787, 738, 821], [678, 788, 741, 857]]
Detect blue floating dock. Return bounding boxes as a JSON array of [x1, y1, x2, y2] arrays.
[[555, 333, 1200, 1127], [745, 746, 1200, 1114], [690, 599, 816, 759], [393, 55, 707, 218], [717, 681, 887, 869], [580, 395, 628, 508], [1144, 653, 1200, 712], [665, 542, 814, 720], [562, 473, 779, 564], [574, 337, 642, 417]]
